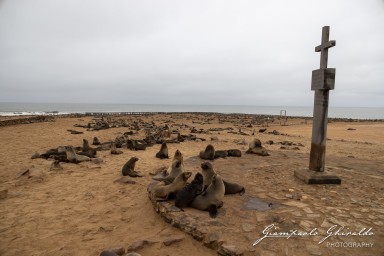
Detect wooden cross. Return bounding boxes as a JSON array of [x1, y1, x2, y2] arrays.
[[309, 26, 336, 172], [316, 26, 336, 69], [294, 26, 341, 184]]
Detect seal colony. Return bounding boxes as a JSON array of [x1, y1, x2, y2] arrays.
[[28, 114, 282, 254], [10, 113, 382, 256]]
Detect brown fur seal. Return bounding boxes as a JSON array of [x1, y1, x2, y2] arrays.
[[162, 160, 184, 185], [175, 172, 204, 210], [153, 172, 192, 200], [80, 139, 97, 157], [201, 162, 245, 195], [155, 142, 169, 159], [65, 146, 90, 163], [92, 137, 101, 145], [199, 144, 215, 160], [214, 150, 228, 159], [122, 157, 142, 177], [223, 180, 245, 195], [201, 162, 216, 191], [227, 149, 242, 157], [110, 142, 123, 155], [190, 173, 225, 218], [127, 140, 147, 151], [166, 149, 185, 173], [246, 138, 270, 156]]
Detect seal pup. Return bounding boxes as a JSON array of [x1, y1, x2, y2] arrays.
[[175, 172, 204, 210], [92, 137, 101, 145], [190, 173, 225, 218], [65, 146, 90, 163], [199, 144, 215, 160], [110, 142, 123, 155], [155, 142, 169, 159], [153, 172, 192, 200], [121, 157, 142, 177], [201, 162, 245, 195]]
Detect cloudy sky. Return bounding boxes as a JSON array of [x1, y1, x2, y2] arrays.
[[0, 0, 383, 107]]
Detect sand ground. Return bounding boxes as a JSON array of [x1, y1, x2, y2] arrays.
[[0, 114, 383, 256]]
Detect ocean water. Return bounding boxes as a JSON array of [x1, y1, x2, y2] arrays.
[[0, 102, 383, 120]]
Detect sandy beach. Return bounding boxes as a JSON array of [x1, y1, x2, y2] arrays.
[[0, 114, 383, 256]]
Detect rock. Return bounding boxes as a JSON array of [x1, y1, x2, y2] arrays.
[[127, 240, 156, 252], [16, 169, 30, 179], [272, 130, 280, 135], [163, 236, 184, 246], [100, 251, 118, 256], [0, 189, 8, 200], [101, 246, 125, 256], [241, 223, 255, 232], [114, 177, 137, 184], [203, 232, 223, 247], [126, 253, 142, 256], [211, 136, 219, 141], [97, 226, 114, 232], [233, 139, 247, 145], [259, 128, 267, 133], [218, 243, 244, 256], [285, 194, 293, 199], [91, 158, 104, 164], [265, 140, 274, 145]]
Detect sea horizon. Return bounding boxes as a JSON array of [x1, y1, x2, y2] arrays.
[[1, 102, 383, 120]]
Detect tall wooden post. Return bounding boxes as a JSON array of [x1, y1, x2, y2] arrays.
[[294, 26, 341, 184]]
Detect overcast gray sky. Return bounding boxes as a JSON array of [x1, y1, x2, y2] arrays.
[[0, 0, 383, 107]]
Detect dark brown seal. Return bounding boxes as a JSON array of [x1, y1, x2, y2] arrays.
[[199, 144, 215, 160], [122, 157, 142, 177], [155, 142, 169, 159], [175, 172, 204, 210]]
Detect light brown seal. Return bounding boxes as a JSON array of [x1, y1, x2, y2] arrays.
[[65, 146, 90, 163], [153, 160, 184, 185], [190, 173, 225, 218], [201, 162, 245, 195], [246, 138, 270, 156], [153, 172, 192, 200], [110, 142, 123, 155]]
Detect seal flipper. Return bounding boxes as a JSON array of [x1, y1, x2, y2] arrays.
[[239, 187, 245, 196], [208, 205, 218, 218]]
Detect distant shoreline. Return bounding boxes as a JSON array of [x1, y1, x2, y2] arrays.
[[1, 112, 383, 127], [1, 102, 384, 119]]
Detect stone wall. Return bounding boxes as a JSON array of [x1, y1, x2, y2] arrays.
[[0, 116, 55, 127]]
